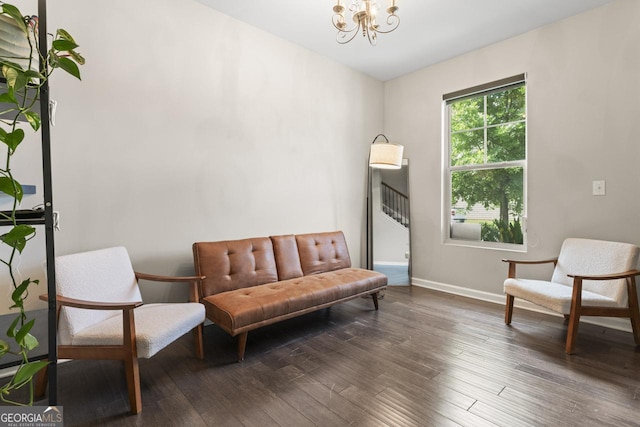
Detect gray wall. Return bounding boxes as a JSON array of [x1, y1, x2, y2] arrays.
[[0, 0, 384, 312], [384, 0, 640, 330]]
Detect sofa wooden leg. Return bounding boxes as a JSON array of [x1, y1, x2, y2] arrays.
[[372, 292, 379, 310], [237, 332, 248, 362], [505, 294, 514, 325], [34, 362, 48, 398], [194, 324, 204, 360]]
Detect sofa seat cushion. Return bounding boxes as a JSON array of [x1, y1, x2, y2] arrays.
[[203, 268, 386, 333], [64, 303, 205, 359], [504, 278, 622, 314]]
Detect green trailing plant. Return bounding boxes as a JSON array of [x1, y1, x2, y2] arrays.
[[0, 2, 83, 405]]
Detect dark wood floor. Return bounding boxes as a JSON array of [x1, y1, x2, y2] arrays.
[[47, 286, 639, 426]]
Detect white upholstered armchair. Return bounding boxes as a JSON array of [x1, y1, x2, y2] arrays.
[[40, 247, 205, 414], [503, 238, 640, 354]]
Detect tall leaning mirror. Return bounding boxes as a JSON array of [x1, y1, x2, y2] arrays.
[[369, 158, 411, 286]]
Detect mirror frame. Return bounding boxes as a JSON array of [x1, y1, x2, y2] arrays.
[[366, 158, 411, 284]]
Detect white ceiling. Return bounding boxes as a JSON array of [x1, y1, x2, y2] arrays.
[[196, 0, 615, 81]]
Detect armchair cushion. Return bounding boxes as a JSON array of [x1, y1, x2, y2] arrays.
[[56, 247, 143, 345], [550, 238, 639, 306], [504, 278, 620, 314], [66, 303, 205, 358]]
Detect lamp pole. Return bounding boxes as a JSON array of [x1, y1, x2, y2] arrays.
[[366, 134, 389, 270]]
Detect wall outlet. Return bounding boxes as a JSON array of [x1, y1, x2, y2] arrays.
[[592, 180, 606, 196]]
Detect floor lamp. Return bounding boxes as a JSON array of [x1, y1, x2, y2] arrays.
[[366, 134, 404, 270]]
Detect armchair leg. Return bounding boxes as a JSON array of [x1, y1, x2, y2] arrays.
[[34, 362, 48, 398], [237, 332, 248, 362], [505, 294, 514, 325], [371, 292, 379, 310], [626, 277, 640, 345], [566, 311, 581, 354], [194, 324, 204, 360], [124, 356, 142, 414]]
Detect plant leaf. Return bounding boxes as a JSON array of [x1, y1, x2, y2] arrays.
[[3, 128, 24, 151], [23, 69, 44, 84], [2, 66, 19, 89], [52, 39, 78, 51], [0, 92, 17, 104], [56, 28, 77, 44], [55, 57, 81, 80], [0, 59, 24, 73], [6, 315, 20, 338], [15, 318, 35, 345], [1, 224, 36, 253], [23, 333, 39, 351], [0, 340, 9, 357], [11, 278, 32, 306], [1, 4, 28, 35], [3, 67, 27, 92], [0, 177, 24, 201], [68, 50, 85, 66], [13, 360, 48, 388], [23, 111, 40, 131]]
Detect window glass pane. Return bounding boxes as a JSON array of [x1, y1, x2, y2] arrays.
[[451, 167, 523, 244], [450, 98, 484, 132], [487, 86, 525, 125], [451, 130, 484, 166], [487, 122, 525, 162]]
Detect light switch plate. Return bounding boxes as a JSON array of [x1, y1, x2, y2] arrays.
[[592, 180, 606, 196]]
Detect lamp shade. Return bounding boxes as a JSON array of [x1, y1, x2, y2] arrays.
[[369, 143, 404, 169]]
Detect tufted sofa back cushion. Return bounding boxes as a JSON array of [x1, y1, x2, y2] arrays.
[[296, 231, 352, 276], [270, 234, 304, 280], [193, 237, 278, 297]]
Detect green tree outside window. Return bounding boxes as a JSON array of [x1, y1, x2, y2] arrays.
[[448, 84, 526, 245]]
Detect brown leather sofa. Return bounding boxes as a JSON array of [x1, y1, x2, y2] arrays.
[[193, 231, 387, 361]]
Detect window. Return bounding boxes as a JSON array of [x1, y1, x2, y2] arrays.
[[443, 74, 526, 249]]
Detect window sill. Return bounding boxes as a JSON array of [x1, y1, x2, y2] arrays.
[[443, 238, 527, 253]]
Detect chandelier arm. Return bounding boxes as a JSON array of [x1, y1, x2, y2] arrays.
[[366, 28, 377, 46], [337, 27, 360, 44], [332, 14, 352, 32], [372, 14, 400, 34]]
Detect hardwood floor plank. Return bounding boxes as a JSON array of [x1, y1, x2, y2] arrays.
[[339, 384, 422, 427]]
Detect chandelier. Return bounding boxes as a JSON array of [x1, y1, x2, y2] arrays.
[[332, 0, 399, 45]]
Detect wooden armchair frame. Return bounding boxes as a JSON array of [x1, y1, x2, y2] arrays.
[[503, 258, 640, 354], [503, 257, 558, 325], [38, 272, 204, 414]]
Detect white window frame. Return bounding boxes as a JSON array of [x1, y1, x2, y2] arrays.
[[441, 74, 528, 251]]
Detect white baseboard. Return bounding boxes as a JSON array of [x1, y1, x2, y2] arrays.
[[411, 277, 633, 333]]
